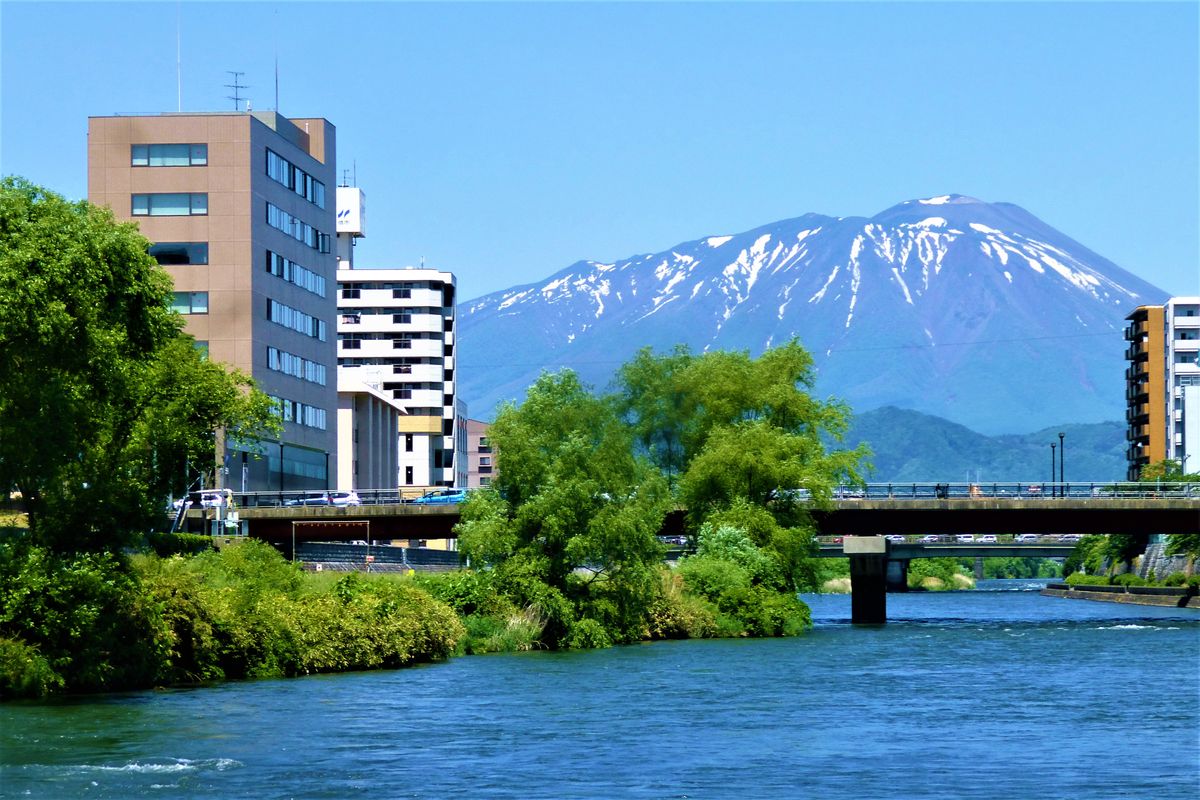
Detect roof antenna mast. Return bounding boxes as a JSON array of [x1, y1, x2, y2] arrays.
[[225, 71, 248, 111]]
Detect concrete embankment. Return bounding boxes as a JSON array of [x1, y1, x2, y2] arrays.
[[1041, 583, 1200, 609]]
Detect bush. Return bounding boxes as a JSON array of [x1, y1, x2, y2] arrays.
[[1112, 573, 1148, 587], [568, 618, 613, 649], [1065, 572, 1110, 587], [146, 532, 213, 557], [646, 571, 718, 640], [1160, 572, 1188, 587], [460, 609, 544, 655], [0, 637, 63, 699]]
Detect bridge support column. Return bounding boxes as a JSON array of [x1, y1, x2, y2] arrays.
[[885, 558, 909, 593], [845, 536, 889, 624], [974, 557, 985, 580]]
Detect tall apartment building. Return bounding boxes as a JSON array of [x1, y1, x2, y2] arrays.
[[336, 265, 465, 489], [88, 111, 339, 491], [466, 419, 494, 488], [1124, 296, 1200, 478]]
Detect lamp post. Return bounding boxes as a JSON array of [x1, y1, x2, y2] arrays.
[[1051, 443, 1057, 497], [1059, 431, 1065, 495]]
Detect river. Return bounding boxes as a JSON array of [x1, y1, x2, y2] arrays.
[[2, 581, 1197, 799]]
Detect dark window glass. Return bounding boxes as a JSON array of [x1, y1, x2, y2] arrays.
[[149, 242, 208, 265]]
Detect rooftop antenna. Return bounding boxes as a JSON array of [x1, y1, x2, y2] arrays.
[[273, 7, 279, 111], [225, 71, 248, 111], [176, 3, 182, 111]]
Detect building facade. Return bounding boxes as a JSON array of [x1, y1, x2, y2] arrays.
[[88, 111, 339, 491], [1124, 297, 1200, 478], [335, 371, 405, 492], [336, 266, 465, 489], [466, 419, 494, 488]]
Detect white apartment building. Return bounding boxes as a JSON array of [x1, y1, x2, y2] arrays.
[[336, 265, 464, 489], [1164, 297, 1200, 473]]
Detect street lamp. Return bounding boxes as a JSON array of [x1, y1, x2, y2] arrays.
[[1058, 431, 1065, 494], [1051, 443, 1057, 497]]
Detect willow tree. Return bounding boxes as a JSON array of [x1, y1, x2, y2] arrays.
[[0, 178, 276, 552], [456, 371, 672, 647], [615, 340, 868, 590]]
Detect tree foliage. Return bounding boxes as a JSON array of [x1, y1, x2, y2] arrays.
[[0, 178, 276, 551], [457, 371, 673, 646]]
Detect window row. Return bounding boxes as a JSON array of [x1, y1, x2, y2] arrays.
[[267, 250, 326, 297], [132, 143, 207, 167], [267, 202, 331, 252], [133, 193, 207, 216], [268, 395, 327, 430], [266, 298, 327, 341], [339, 313, 416, 325], [171, 291, 208, 314], [267, 346, 327, 386], [266, 149, 326, 208], [150, 242, 208, 265]]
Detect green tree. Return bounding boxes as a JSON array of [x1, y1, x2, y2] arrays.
[[0, 178, 276, 551], [1137, 460, 1199, 572], [457, 371, 672, 646]]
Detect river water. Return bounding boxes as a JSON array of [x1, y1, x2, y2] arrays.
[[2, 581, 1197, 799]]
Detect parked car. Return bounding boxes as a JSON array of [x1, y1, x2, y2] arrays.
[[1014, 534, 1040, 543], [172, 489, 232, 510], [285, 493, 331, 507], [919, 535, 940, 543], [885, 535, 906, 543], [956, 534, 975, 543], [1059, 534, 1082, 543], [408, 489, 468, 505], [978, 535, 998, 543], [329, 490, 361, 507]]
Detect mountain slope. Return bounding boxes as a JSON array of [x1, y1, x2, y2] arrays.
[[843, 407, 1127, 483], [458, 195, 1166, 431]]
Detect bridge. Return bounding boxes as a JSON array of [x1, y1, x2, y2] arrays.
[[185, 482, 1198, 624]]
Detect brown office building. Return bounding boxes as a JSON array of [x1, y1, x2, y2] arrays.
[[88, 111, 339, 491]]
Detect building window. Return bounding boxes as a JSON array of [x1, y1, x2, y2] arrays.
[[479, 437, 491, 452], [267, 395, 327, 430], [266, 298, 326, 340], [479, 465, 493, 474], [393, 364, 412, 374], [132, 144, 207, 167], [479, 456, 491, 467], [341, 285, 362, 299], [393, 313, 412, 324], [266, 149, 326, 208], [266, 202, 327, 251], [149, 242, 208, 265], [405, 434, 414, 452], [393, 288, 412, 299], [341, 337, 362, 350], [132, 193, 207, 216], [171, 291, 208, 314], [193, 341, 209, 358], [266, 250, 326, 297], [267, 346, 327, 386], [393, 339, 412, 349], [404, 466, 414, 485], [480, 477, 491, 487], [395, 389, 413, 400]]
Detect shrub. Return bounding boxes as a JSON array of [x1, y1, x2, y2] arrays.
[[1065, 572, 1110, 587], [568, 618, 613, 649], [1160, 572, 1188, 587], [1112, 573, 1148, 587], [646, 570, 718, 640], [0, 637, 63, 699], [145, 532, 213, 557], [460, 609, 544, 654]]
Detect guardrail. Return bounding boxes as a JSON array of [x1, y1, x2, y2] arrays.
[[826, 482, 1200, 500], [184, 480, 1197, 512]]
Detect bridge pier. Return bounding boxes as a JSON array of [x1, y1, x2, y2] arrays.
[[974, 557, 985, 580], [845, 537, 889, 624], [885, 558, 909, 593]]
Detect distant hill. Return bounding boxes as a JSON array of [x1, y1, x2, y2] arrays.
[[459, 194, 1166, 432], [842, 407, 1127, 483]]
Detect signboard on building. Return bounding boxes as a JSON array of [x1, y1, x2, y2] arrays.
[[336, 187, 366, 236]]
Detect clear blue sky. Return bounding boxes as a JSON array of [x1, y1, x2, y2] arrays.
[[2, 2, 1197, 300]]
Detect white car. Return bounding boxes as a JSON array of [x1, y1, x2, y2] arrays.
[[329, 490, 361, 507], [978, 535, 997, 543], [956, 534, 975, 543], [172, 489, 231, 510], [920, 535, 940, 543], [885, 535, 906, 542], [1015, 534, 1040, 543]]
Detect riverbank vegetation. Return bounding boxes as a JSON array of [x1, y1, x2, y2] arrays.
[[1, 180, 867, 699]]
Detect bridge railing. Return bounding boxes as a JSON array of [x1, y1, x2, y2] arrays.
[[827, 482, 1200, 500], [223, 487, 470, 509]]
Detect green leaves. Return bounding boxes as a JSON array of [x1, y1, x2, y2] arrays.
[[0, 178, 277, 551]]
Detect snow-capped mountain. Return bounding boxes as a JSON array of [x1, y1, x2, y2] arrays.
[[458, 195, 1166, 433]]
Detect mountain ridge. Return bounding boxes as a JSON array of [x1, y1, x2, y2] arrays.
[[458, 195, 1167, 432]]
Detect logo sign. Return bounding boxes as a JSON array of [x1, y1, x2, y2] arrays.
[[336, 187, 366, 236]]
